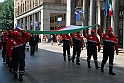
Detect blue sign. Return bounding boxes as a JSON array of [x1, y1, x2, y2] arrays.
[[58, 21, 62, 24]]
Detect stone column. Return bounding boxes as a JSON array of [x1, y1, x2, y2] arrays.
[[23, 17, 25, 29], [111, 0, 119, 36], [123, 15, 124, 52], [40, 9, 44, 42], [66, 0, 71, 26], [89, 0, 96, 33], [82, 0, 89, 26], [29, 15, 30, 30], [66, 0, 76, 26], [27, 16, 29, 30], [31, 15, 33, 30], [39, 11, 41, 30], [34, 13, 36, 30], [71, 0, 76, 25], [19, 19, 21, 28]]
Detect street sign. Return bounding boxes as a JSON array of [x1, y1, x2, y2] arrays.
[[58, 21, 62, 24]]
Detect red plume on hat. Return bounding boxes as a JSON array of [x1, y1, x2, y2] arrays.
[[91, 29, 96, 33]]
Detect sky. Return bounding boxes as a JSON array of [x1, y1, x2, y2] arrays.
[[0, 0, 4, 2]]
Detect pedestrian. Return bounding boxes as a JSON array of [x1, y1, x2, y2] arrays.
[[29, 34, 37, 55], [1, 30, 9, 62], [83, 29, 101, 69], [83, 37, 87, 49], [35, 34, 39, 51], [71, 32, 84, 65], [7, 31, 30, 81], [97, 25, 118, 75], [50, 35, 54, 45], [62, 34, 72, 61]]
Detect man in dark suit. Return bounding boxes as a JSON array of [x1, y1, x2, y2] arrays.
[[29, 34, 37, 55]]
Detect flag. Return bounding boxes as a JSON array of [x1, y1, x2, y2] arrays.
[[35, 21, 39, 28], [105, 0, 113, 17], [27, 24, 98, 34], [75, 10, 84, 21]]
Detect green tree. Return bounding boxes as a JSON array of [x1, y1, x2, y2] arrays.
[[0, 0, 14, 31]]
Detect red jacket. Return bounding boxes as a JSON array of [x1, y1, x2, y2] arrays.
[[62, 34, 72, 47], [97, 27, 118, 54], [22, 32, 30, 43], [83, 30, 101, 51], [72, 34, 84, 49]]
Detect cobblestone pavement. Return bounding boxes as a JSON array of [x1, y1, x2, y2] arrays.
[[0, 42, 124, 83]]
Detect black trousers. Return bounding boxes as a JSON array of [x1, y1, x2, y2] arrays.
[[72, 46, 81, 61], [30, 46, 35, 55], [87, 46, 97, 62], [12, 57, 25, 74], [2, 44, 6, 59], [63, 45, 70, 57], [101, 47, 114, 66]]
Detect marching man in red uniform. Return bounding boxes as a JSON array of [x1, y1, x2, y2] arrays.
[[71, 32, 84, 65], [62, 34, 72, 61], [7, 31, 30, 81], [83, 29, 101, 69], [1, 30, 9, 62], [97, 25, 118, 75]]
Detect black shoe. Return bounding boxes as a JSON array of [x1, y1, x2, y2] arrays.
[[64, 57, 66, 61], [96, 66, 100, 69], [68, 56, 71, 61], [14, 73, 17, 79], [76, 63, 80, 65], [109, 72, 115, 75], [3, 59, 5, 62], [72, 59, 74, 63], [9, 68, 12, 72], [88, 66, 92, 68], [101, 65, 104, 73], [19, 74, 23, 81]]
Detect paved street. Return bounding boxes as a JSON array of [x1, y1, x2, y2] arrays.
[[0, 42, 124, 83]]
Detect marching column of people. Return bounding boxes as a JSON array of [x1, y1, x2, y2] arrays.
[[0, 28, 30, 81], [0, 25, 119, 82]]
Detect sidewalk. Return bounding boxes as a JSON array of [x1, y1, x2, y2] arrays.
[[0, 42, 124, 83]]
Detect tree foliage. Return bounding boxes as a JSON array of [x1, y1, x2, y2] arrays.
[[0, 0, 14, 31]]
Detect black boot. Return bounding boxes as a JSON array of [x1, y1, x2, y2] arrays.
[[14, 73, 17, 79], [76, 60, 80, 65], [101, 64, 104, 73], [95, 61, 100, 69], [109, 66, 115, 75], [19, 74, 23, 81], [63, 56, 66, 61], [68, 56, 71, 61], [87, 61, 91, 68], [71, 57, 74, 63], [3, 58, 6, 62]]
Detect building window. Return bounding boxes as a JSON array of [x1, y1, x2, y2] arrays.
[[50, 27, 54, 30], [50, 17, 54, 23], [23, 3, 24, 12], [55, 16, 57, 22], [25, 1, 26, 11], [30, 0, 31, 9], [64, 14, 66, 21], [55, 0, 61, 4]]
